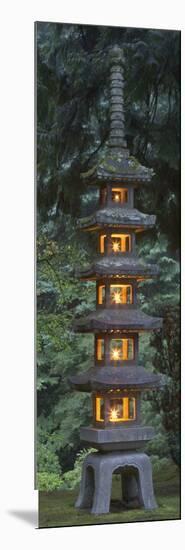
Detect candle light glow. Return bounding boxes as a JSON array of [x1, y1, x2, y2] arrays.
[[112, 240, 120, 252], [109, 407, 119, 421], [112, 290, 122, 304], [114, 193, 120, 202], [111, 348, 121, 360]]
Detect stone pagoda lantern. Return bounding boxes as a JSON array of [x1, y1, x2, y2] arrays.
[[70, 45, 162, 515]]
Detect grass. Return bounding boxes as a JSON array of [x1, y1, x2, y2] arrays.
[[39, 462, 180, 528]]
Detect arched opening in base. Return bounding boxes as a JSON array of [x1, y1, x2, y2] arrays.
[[111, 465, 142, 511]]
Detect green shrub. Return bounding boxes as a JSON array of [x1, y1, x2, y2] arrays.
[[37, 443, 61, 474], [62, 448, 97, 490], [150, 455, 172, 474], [37, 471, 63, 491]]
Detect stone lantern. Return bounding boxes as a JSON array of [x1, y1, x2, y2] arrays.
[[70, 45, 162, 515]]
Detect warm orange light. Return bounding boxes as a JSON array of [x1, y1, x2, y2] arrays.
[[111, 234, 131, 253], [100, 234, 106, 253], [114, 194, 120, 202], [110, 338, 134, 361], [111, 347, 121, 360], [112, 188, 128, 203], [98, 284, 105, 304], [112, 290, 122, 304], [95, 396, 136, 423], [110, 284, 133, 305], [95, 397, 104, 422], [109, 407, 119, 421], [112, 240, 120, 252], [109, 397, 136, 422], [124, 397, 129, 420], [97, 338, 104, 360]]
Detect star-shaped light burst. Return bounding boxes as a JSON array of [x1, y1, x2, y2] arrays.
[[111, 347, 121, 360], [112, 240, 120, 252], [112, 290, 122, 304], [109, 407, 119, 421]]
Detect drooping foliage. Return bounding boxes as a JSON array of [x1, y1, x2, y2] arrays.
[[36, 22, 180, 485]]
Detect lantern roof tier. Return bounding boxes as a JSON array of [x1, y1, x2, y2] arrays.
[[81, 148, 154, 186], [70, 366, 161, 392], [74, 307, 162, 332], [77, 206, 156, 232], [76, 254, 159, 280]]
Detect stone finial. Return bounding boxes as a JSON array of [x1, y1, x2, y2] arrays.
[[109, 45, 125, 67], [108, 45, 127, 150]]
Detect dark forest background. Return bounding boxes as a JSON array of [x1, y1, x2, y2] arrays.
[[36, 22, 180, 491]]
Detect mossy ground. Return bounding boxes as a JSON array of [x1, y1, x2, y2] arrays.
[[39, 462, 180, 529]]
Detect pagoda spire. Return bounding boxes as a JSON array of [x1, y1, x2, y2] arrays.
[[108, 45, 128, 151]]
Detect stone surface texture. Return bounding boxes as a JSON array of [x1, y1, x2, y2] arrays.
[[74, 306, 162, 332], [70, 366, 161, 392], [80, 426, 155, 451], [78, 207, 156, 231], [75, 451, 157, 514], [76, 254, 159, 280]]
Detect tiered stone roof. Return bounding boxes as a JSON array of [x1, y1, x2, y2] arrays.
[[81, 150, 154, 186], [77, 254, 159, 280], [78, 207, 156, 232], [74, 306, 162, 333], [70, 366, 161, 392]]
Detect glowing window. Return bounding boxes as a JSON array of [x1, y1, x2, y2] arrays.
[[109, 397, 136, 422], [110, 338, 134, 361], [96, 338, 105, 361], [99, 234, 106, 253], [98, 284, 106, 305], [110, 284, 132, 304], [111, 234, 131, 253], [95, 397, 104, 422], [95, 396, 136, 422], [112, 188, 128, 204]]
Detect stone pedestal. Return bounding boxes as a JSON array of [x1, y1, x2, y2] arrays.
[[75, 451, 157, 515], [80, 425, 155, 451]]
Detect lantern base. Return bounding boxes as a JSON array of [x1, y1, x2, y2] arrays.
[[75, 451, 157, 514]]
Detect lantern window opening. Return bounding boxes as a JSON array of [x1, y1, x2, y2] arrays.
[[95, 396, 136, 422], [110, 284, 133, 305], [98, 284, 106, 305], [96, 338, 105, 361], [95, 397, 104, 422], [99, 234, 106, 253], [99, 233, 131, 253], [112, 187, 128, 204], [109, 397, 136, 422], [111, 233, 131, 253], [110, 337, 134, 361]]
